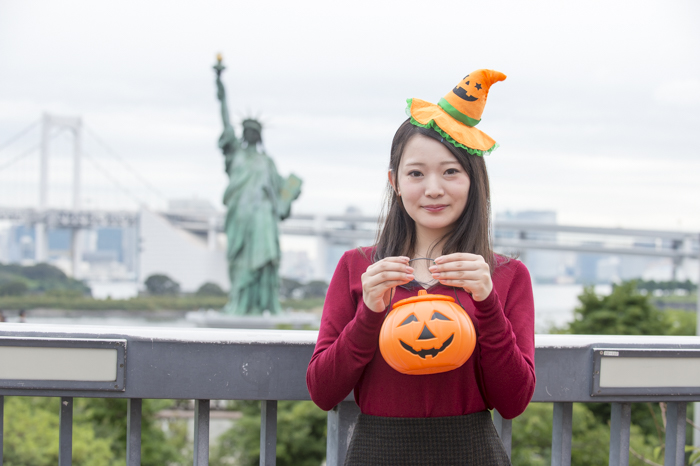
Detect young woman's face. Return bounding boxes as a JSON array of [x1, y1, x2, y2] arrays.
[[391, 134, 471, 238]]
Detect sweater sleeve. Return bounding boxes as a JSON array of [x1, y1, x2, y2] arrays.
[[306, 252, 386, 411], [472, 260, 536, 419]]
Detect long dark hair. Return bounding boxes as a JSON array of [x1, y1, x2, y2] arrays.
[[373, 119, 496, 273]]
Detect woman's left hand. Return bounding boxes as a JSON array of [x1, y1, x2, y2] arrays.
[[429, 253, 493, 301]]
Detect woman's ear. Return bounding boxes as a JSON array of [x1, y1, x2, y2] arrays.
[[388, 170, 399, 196]]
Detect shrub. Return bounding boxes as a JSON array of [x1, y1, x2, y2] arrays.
[[144, 274, 180, 296], [196, 282, 227, 297], [0, 280, 28, 296]]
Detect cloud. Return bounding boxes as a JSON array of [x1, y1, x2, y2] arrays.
[[654, 79, 700, 107]]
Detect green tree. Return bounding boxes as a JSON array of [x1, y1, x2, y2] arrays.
[[21, 263, 68, 281], [566, 282, 670, 336], [144, 274, 180, 296], [196, 281, 227, 297], [211, 400, 327, 466], [0, 262, 90, 295], [280, 277, 303, 300], [302, 280, 329, 298], [3, 397, 114, 466], [0, 280, 28, 296]]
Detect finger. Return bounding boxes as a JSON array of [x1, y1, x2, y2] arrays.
[[367, 278, 414, 303], [379, 279, 414, 289], [434, 253, 482, 264], [367, 257, 410, 273], [365, 270, 414, 289], [430, 261, 483, 273], [432, 269, 484, 280], [367, 260, 413, 275], [378, 256, 411, 264], [438, 278, 481, 289]]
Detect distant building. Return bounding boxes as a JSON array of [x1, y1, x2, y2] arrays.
[[495, 210, 562, 284], [139, 209, 227, 293]]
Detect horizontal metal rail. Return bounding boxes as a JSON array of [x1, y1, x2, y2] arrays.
[[1, 324, 699, 465]]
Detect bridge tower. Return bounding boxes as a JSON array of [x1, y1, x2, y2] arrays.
[[35, 113, 83, 278]]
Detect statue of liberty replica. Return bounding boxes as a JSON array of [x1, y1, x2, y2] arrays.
[[214, 55, 302, 315]]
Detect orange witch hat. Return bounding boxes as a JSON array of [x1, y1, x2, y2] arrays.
[[407, 69, 507, 156]]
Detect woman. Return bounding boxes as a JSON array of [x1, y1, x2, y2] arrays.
[[307, 69, 535, 465]]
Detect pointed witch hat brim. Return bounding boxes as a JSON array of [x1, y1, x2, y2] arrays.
[[407, 98, 498, 156]]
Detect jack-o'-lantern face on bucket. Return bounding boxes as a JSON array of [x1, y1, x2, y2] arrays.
[[379, 290, 476, 375]]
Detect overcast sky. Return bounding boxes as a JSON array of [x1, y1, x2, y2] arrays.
[[1, 0, 699, 231]]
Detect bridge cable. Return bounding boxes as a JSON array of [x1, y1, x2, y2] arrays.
[[83, 151, 149, 208], [0, 120, 41, 156], [0, 128, 66, 173], [84, 126, 168, 201]]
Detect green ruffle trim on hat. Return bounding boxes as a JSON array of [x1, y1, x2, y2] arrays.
[[405, 98, 498, 157]]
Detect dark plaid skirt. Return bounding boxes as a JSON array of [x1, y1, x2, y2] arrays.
[[344, 411, 511, 466]]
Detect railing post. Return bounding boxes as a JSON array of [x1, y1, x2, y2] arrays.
[[326, 401, 360, 466], [609, 402, 631, 466], [59, 397, 73, 466], [493, 410, 512, 459], [665, 402, 687, 466], [193, 399, 210, 466], [260, 400, 278, 466], [551, 402, 572, 466], [126, 398, 142, 466]]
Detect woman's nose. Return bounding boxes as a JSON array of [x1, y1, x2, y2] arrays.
[[424, 177, 444, 197]]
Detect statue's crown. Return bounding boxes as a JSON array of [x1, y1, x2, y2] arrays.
[[242, 118, 263, 132]]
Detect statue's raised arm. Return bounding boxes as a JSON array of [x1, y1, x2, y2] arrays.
[[213, 54, 239, 174], [214, 54, 232, 129]]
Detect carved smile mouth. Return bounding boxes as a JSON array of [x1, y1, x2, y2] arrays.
[[452, 86, 478, 102], [400, 334, 454, 359]]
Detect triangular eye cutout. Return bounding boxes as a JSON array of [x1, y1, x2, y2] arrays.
[[399, 314, 418, 326], [431, 311, 452, 321]]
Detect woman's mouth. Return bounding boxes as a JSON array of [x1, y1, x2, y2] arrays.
[[422, 205, 447, 212]]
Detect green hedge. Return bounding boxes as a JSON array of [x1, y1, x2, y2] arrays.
[[0, 295, 229, 311], [0, 295, 324, 311]]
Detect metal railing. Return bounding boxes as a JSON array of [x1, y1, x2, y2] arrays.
[[1, 323, 700, 465]]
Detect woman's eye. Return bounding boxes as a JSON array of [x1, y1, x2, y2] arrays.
[[445, 168, 460, 175], [407, 171, 423, 177]]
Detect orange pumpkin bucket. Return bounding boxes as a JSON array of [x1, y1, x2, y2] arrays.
[[379, 290, 476, 375]]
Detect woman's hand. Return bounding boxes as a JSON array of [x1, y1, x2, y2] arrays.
[[429, 253, 493, 301], [361, 257, 414, 313]]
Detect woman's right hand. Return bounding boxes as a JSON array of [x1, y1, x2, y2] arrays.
[[361, 256, 414, 313]]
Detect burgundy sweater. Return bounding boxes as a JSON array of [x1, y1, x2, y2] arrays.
[[306, 248, 536, 419]]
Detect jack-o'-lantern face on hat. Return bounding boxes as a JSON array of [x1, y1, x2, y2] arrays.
[[452, 74, 482, 102], [379, 290, 476, 375], [441, 69, 506, 125]]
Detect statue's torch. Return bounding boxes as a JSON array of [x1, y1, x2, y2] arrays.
[[214, 53, 225, 75]]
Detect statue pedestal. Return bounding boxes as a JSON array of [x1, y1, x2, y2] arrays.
[[185, 309, 320, 329]]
